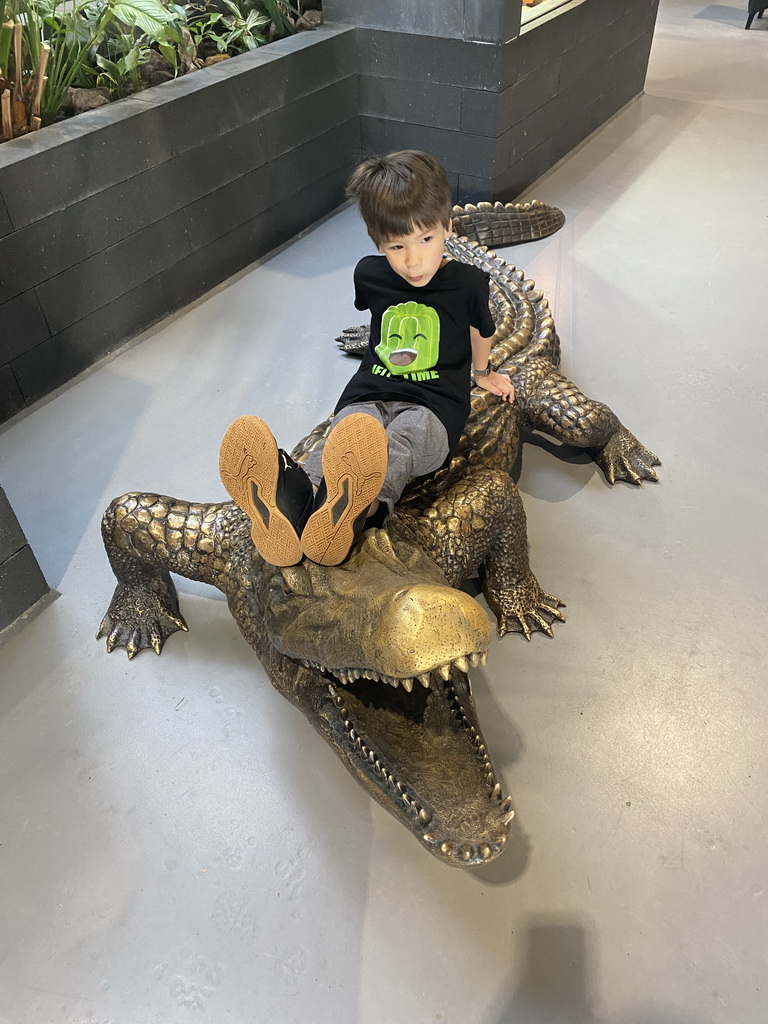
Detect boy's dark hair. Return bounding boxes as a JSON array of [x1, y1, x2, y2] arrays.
[[346, 150, 453, 246]]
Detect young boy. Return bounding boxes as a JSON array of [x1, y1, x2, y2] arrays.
[[219, 150, 514, 568]]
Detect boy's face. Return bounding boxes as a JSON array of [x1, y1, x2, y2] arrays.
[[377, 220, 452, 288]]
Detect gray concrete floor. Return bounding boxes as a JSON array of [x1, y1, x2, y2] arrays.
[[1, 1, 767, 1021]]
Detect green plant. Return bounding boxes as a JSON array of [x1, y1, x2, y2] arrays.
[[185, 0, 297, 58], [0, 0, 302, 141], [6, 0, 180, 123]]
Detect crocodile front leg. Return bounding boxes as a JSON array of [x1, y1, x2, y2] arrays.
[[399, 468, 565, 639], [98, 491, 243, 657], [514, 358, 661, 484]]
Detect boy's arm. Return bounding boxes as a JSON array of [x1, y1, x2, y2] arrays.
[[470, 327, 515, 403]]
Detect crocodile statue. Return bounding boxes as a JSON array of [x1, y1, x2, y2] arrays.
[[97, 201, 660, 868]]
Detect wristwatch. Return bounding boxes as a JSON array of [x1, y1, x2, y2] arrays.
[[473, 365, 490, 378]]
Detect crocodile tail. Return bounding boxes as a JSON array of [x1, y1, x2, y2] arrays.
[[451, 200, 565, 249], [444, 235, 561, 370]]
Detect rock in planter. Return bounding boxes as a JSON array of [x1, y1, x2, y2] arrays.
[[63, 87, 112, 115], [297, 10, 323, 30], [138, 50, 176, 88]]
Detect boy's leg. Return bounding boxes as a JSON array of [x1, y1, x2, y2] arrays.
[[375, 402, 449, 510], [303, 402, 448, 511], [300, 413, 388, 566], [219, 416, 314, 567]]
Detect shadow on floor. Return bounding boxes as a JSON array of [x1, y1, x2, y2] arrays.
[[695, 4, 756, 26], [492, 917, 706, 1024]]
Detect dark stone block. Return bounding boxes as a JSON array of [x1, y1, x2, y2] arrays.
[[360, 117, 495, 179], [612, 2, 660, 49], [0, 363, 25, 423], [492, 137, 554, 201], [265, 76, 358, 158], [0, 175, 164, 304], [0, 486, 26, 564], [457, 174, 493, 205], [13, 208, 280, 405], [184, 164, 273, 251], [559, 23, 616, 91], [271, 164, 352, 249], [361, 75, 462, 131], [0, 290, 51, 363], [155, 208, 279, 311], [611, 30, 655, 102], [501, 25, 554, 89], [127, 28, 356, 158], [495, 59, 563, 135], [0, 101, 171, 229], [459, 89, 499, 138], [261, 26, 359, 108], [139, 119, 270, 225], [0, 544, 49, 632], [464, 0, 521, 43], [129, 52, 283, 156], [549, 94, 605, 165], [494, 89, 569, 173], [358, 30, 502, 92], [36, 211, 192, 335], [0, 193, 10, 238], [325, 0, 465, 37], [267, 118, 361, 207]]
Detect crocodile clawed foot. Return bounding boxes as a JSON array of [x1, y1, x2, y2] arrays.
[[336, 324, 370, 356], [486, 574, 566, 640], [97, 580, 188, 658], [592, 427, 661, 485]]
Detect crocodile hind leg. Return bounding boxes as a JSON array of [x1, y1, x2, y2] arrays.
[[400, 467, 565, 639], [514, 358, 661, 484], [98, 491, 238, 657]]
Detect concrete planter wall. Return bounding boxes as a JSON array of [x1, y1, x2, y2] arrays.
[[0, 25, 359, 424], [0, 485, 48, 636], [342, 0, 660, 201]]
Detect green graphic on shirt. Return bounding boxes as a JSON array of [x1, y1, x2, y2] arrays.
[[375, 302, 440, 375]]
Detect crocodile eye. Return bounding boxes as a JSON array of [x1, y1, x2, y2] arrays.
[[279, 565, 313, 597]]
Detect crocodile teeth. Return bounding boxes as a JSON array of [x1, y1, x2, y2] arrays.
[[500, 796, 513, 814], [468, 652, 482, 667], [502, 809, 516, 825], [417, 673, 431, 688], [492, 783, 502, 800], [418, 808, 433, 826], [453, 655, 470, 673], [401, 678, 414, 693], [438, 664, 452, 681]]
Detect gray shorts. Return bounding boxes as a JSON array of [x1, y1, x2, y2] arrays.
[[303, 401, 450, 510]]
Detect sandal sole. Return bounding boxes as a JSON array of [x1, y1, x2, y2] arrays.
[[219, 415, 303, 567], [301, 413, 388, 565]]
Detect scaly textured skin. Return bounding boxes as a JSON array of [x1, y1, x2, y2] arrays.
[[98, 201, 659, 868]]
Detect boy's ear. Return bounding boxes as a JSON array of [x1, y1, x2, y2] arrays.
[[445, 218, 453, 238]]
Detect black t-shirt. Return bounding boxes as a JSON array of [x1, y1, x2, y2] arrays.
[[335, 256, 496, 452]]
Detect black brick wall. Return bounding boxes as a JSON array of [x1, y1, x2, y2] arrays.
[[0, 26, 359, 422], [0, 485, 49, 634], [352, 0, 660, 204]]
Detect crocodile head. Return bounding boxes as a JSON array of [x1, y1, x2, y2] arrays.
[[259, 527, 515, 867]]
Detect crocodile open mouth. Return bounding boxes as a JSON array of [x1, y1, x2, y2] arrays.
[[306, 657, 515, 866]]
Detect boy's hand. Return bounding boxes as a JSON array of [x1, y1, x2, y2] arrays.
[[477, 371, 515, 403]]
